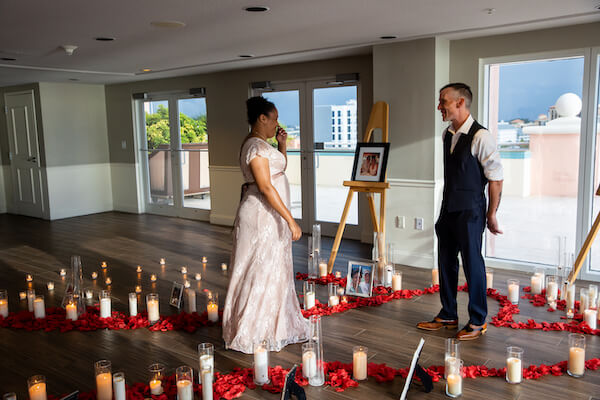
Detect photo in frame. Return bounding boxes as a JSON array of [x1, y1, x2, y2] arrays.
[[351, 142, 390, 182], [169, 282, 184, 308], [345, 261, 375, 297]]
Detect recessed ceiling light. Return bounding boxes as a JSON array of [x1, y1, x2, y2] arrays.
[[239, 54, 254, 58], [380, 35, 397, 40], [244, 6, 270, 12], [150, 21, 186, 29], [1, 57, 16, 61], [95, 37, 115, 42], [141, 68, 152, 72]]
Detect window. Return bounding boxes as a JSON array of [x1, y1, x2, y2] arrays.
[[347, 118, 351, 124], [332, 111, 335, 117], [338, 134, 341, 140], [338, 126, 341, 132], [347, 110, 351, 116], [337, 110, 341, 117], [332, 126, 335, 132], [332, 134, 335, 140], [347, 134, 351, 140], [338, 118, 341, 124], [331, 119, 335, 125], [347, 125, 351, 132]]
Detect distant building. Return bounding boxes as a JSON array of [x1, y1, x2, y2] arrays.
[[548, 105, 558, 121], [314, 100, 357, 149]]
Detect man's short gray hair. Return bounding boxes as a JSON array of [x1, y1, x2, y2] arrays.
[[440, 83, 472, 108]]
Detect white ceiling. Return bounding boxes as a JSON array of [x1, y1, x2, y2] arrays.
[[0, 0, 599, 87]]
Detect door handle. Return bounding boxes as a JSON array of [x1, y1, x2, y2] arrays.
[[27, 156, 37, 163]]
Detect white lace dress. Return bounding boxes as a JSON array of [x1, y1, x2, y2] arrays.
[[222, 137, 309, 354]]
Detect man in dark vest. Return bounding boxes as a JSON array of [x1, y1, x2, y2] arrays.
[[417, 83, 503, 340]]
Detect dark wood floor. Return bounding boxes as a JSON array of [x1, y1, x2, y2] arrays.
[[0, 212, 598, 399]]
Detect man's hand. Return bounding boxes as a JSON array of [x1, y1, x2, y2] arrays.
[[487, 213, 503, 235]]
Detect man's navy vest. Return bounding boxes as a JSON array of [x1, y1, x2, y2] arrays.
[[441, 120, 488, 213]]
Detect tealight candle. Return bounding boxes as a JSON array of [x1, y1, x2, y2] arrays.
[[221, 263, 228, 271], [334, 271, 342, 278], [195, 273, 202, 281], [567, 334, 585, 378], [431, 268, 439, 286], [0, 289, 9, 318], [91, 272, 98, 280], [19, 291, 27, 300], [59, 269, 66, 277], [105, 277, 112, 285], [136, 266, 143, 273], [26, 274, 33, 282], [84, 289, 93, 299], [101, 262, 107, 269], [508, 279, 519, 304], [46, 282, 54, 291], [567, 308, 574, 319], [353, 346, 368, 380], [128, 293, 138, 317], [341, 295, 348, 304], [584, 309, 597, 329], [146, 293, 160, 324], [181, 266, 188, 274], [160, 258, 166, 265], [150, 274, 157, 282], [135, 285, 142, 294], [27, 375, 47, 400], [184, 280, 191, 288], [318, 261, 328, 277], [112, 372, 126, 400], [253, 341, 270, 385], [202, 256, 207, 264]]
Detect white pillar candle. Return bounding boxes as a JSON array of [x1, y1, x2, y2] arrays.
[[176, 380, 193, 400], [506, 357, 522, 383], [353, 350, 367, 380], [584, 309, 597, 330], [566, 285, 576, 310], [0, 299, 8, 318], [28, 383, 47, 400], [129, 294, 138, 317], [431, 268, 439, 286], [530, 274, 542, 295], [149, 379, 163, 395], [96, 372, 112, 400], [568, 347, 585, 376], [547, 281, 558, 300], [392, 273, 402, 291], [318, 262, 328, 278], [304, 292, 315, 309], [207, 302, 219, 322], [253, 347, 269, 384], [33, 297, 45, 319], [113, 374, 126, 400], [186, 289, 196, 313], [486, 271, 493, 289], [147, 299, 160, 323], [201, 369, 213, 400], [328, 295, 339, 307], [200, 354, 214, 373], [66, 303, 78, 321], [446, 373, 462, 396], [100, 297, 111, 318], [302, 350, 317, 378], [508, 283, 519, 304]]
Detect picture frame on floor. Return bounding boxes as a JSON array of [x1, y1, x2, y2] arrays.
[[345, 261, 374, 297], [169, 282, 184, 308], [351, 142, 390, 182]]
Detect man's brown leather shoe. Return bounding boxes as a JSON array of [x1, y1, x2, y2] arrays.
[[456, 323, 487, 340], [416, 317, 459, 331]]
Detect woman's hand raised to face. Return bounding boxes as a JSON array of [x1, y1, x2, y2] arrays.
[[276, 126, 287, 146]]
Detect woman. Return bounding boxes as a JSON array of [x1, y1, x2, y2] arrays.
[[222, 96, 309, 354]]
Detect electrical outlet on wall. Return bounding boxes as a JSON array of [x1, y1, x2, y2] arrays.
[[414, 217, 424, 230], [121, 140, 127, 149], [395, 216, 405, 229]]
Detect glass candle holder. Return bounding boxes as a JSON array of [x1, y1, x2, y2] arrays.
[[95, 360, 112, 400], [101, 261, 108, 269], [486, 269, 493, 289], [148, 363, 165, 395], [160, 258, 166, 265], [207, 292, 219, 322], [27, 375, 47, 400], [546, 275, 559, 301], [307, 251, 317, 280], [445, 358, 463, 398], [318, 260, 328, 278], [135, 285, 142, 294], [112, 372, 126, 400], [65, 294, 78, 321], [445, 338, 460, 379], [84, 288, 94, 299], [584, 308, 597, 330], [136, 265, 143, 273], [507, 279, 520, 304], [353, 346, 368, 381], [91, 271, 98, 280], [308, 315, 325, 386], [530, 268, 544, 295], [589, 284, 598, 306], [176, 366, 194, 400], [548, 297, 557, 310], [195, 273, 202, 281], [328, 283, 340, 306], [506, 346, 523, 384], [303, 281, 316, 310], [46, 282, 54, 291], [579, 288, 590, 314], [19, 291, 27, 300], [567, 333, 585, 378], [128, 293, 138, 317], [27, 289, 36, 312], [201, 365, 213, 400], [565, 282, 576, 310], [146, 293, 160, 324], [0, 289, 8, 318], [392, 269, 402, 291], [99, 290, 111, 318], [185, 288, 196, 313], [432, 268, 439, 286], [302, 342, 318, 379], [181, 266, 188, 275], [26, 273, 33, 282], [198, 343, 214, 376], [221, 263, 228, 271], [33, 295, 45, 319], [312, 224, 321, 256], [253, 340, 270, 385], [383, 263, 394, 288]]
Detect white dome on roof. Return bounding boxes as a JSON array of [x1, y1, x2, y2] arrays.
[[555, 93, 582, 118]]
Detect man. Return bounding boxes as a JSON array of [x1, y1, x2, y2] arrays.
[[417, 83, 503, 340]]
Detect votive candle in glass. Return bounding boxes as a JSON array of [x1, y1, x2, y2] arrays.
[[135, 285, 142, 294], [27, 375, 47, 400], [546, 275, 559, 301], [148, 363, 165, 395], [201, 256, 207, 264], [198, 343, 214, 376], [352, 346, 368, 380], [33, 295, 45, 319], [19, 291, 27, 300], [0, 289, 8, 318], [95, 360, 112, 400], [328, 282, 339, 307], [253, 340, 270, 385], [112, 372, 126, 400], [136, 265, 143, 273], [46, 282, 54, 291], [91, 271, 98, 280], [207, 292, 219, 322], [105, 277, 112, 286], [65, 294, 78, 321], [128, 293, 138, 317], [567, 333, 585, 378], [303, 281, 315, 310], [176, 366, 193, 400], [150, 274, 157, 282], [318, 261, 328, 278], [530, 271, 543, 295], [486, 269, 493, 289], [445, 338, 459, 379], [432, 268, 440, 286], [584, 309, 597, 330], [195, 273, 202, 281], [506, 346, 523, 384], [392, 268, 403, 291], [26, 274, 33, 282], [101, 261, 107, 269], [445, 358, 463, 398], [507, 279, 520, 304], [302, 342, 317, 379], [566, 283, 576, 310], [99, 290, 111, 318], [146, 293, 160, 324]]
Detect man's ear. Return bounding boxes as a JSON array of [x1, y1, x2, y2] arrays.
[[456, 97, 465, 108]]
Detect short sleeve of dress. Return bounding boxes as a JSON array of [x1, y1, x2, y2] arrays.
[[244, 140, 270, 166]]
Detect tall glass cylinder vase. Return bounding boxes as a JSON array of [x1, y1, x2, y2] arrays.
[[561, 253, 574, 300], [176, 366, 193, 400], [148, 363, 165, 395], [312, 224, 321, 257], [308, 315, 325, 386], [445, 338, 460, 379], [328, 283, 339, 306], [198, 343, 214, 377], [253, 340, 270, 385], [62, 255, 85, 315], [307, 252, 317, 280]]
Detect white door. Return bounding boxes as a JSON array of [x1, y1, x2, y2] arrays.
[[4, 90, 45, 218]]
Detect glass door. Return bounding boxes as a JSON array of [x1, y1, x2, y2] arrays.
[[138, 92, 210, 220]]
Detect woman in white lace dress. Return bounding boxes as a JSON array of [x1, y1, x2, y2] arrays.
[[222, 96, 309, 354]]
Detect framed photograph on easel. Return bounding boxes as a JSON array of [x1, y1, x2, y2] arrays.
[[351, 142, 390, 182], [345, 261, 374, 297]]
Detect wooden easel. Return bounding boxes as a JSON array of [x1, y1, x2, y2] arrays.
[[327, 101, 390, 273], [568, 184, 600, 283]]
